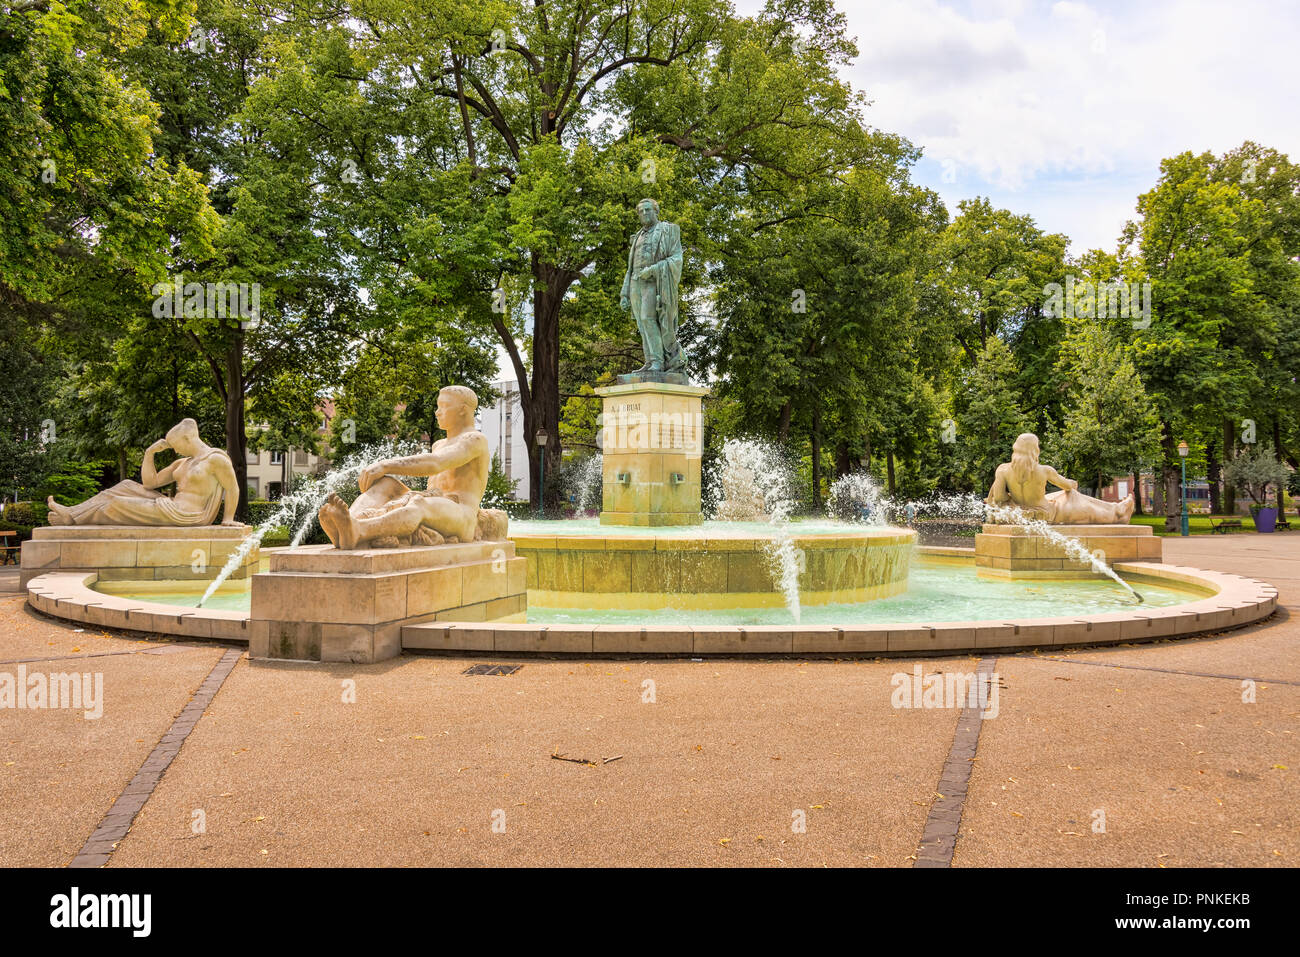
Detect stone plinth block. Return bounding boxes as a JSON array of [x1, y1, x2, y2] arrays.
[[20, 524, 258, 589], [596, 380, 709, 527], [250, 542, 526, 663], [974, 523, 1161, 579]]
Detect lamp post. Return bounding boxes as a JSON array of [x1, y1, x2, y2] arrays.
[[1177, 440, 1190, 536], [535, 428, 549, 518]]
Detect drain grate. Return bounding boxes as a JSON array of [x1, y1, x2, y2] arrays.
[[462, 664, 523, 676]]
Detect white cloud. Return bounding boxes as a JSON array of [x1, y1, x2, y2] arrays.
[[738, 0, 1300, 253]]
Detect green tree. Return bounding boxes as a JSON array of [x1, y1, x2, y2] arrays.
[[257, 0, 880, 508], [1051, 320, 1161, 493], [1122, 150, 1266, 530], [951, 337, 1031, 492], [933, 198, 1068, 364]]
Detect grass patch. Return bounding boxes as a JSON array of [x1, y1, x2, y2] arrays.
[[1130, 514, 1264, 535]]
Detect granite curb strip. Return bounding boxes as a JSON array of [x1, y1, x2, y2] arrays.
[[67, 648, 243, 868], [913, 656, 997, 868]]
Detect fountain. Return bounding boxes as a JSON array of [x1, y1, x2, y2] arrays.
[[17, 204, 1280, 659]]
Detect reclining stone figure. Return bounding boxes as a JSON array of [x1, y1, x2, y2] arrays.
[[317, 386, 509, 549]]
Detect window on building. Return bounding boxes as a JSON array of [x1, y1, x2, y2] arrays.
[[271, 450, 284, 465]]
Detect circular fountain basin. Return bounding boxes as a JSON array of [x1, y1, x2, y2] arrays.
[[508, 519, 915, 610]]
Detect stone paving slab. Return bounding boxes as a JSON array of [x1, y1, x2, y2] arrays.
[[0, 644, 226, 865], [953, 655, 1298, 867], [107, 657, 957, 867], [0, 530, 1296, 867]]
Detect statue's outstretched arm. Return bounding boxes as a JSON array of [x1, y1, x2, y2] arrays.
[[1043, 465, 1078, 492], [369, 433, 486, 483]]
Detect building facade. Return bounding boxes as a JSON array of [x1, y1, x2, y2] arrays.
[[477, 379, 529, 499]]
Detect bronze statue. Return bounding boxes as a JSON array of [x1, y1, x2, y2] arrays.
[[619, 198, 686, 381]]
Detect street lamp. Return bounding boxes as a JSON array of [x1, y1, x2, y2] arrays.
[[1177, 441, 1190, 536], [535, 428, 549, 518]]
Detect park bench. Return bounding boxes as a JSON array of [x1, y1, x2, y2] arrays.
[[0, 530, 18, 565], [1210, 519, 1243, 534]]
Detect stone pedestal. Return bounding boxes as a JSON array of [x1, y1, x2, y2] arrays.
[[975, 523, 1161, 579], [596, 381, 708, 526], [249, 542, 527, 663], [20, 525, 257, 589]]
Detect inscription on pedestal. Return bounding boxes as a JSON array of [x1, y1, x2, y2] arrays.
[[596, 381, 709, 527]]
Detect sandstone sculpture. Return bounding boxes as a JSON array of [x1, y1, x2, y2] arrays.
[[619, 198, 686, 381], [985, 433, 1136, 524], [47, 419, 241, 527], [317, 385, 508, 549]]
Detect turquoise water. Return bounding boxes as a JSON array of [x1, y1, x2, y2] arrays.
[[529, 562, 1195, 626], [94, 560, 1199, 625]]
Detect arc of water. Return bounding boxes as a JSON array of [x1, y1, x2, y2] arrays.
[[984, 502, 1143, 603], [196, 441, 425, 607], [851, 491, 1142, 604]]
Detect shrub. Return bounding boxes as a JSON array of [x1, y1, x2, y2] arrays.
[[3, 501, 48, 527], [481, 452, 521, 509], [37, 461, 105, 506], [260, 526, 291, 548], [1223, 445, 1291, 506]]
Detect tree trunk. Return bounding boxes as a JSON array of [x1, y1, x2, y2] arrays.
[[1133, 474, 1144, 515], [1222, 417, 1237, 514], [1160, 426, 1178, 533], [224, 338, 248, 523], [834, 442, 851, 479], [1206, 436, 1222, 513], [886, 448, 897, 497], [526, 256, 571, 511], [777, 401, 791, 444], [117, 448, 128, 484], [810, 406, 822, 508]]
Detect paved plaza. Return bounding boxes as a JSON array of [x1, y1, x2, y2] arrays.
[[0, 534, 1295, 867]]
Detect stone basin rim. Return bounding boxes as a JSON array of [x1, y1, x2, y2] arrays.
[[21, 556, 1279, 659]]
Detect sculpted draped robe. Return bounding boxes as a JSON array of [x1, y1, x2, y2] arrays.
[[621, 220, 684, 371]]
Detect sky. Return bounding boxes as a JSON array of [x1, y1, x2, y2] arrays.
[[736, 0, 1300, 255]]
